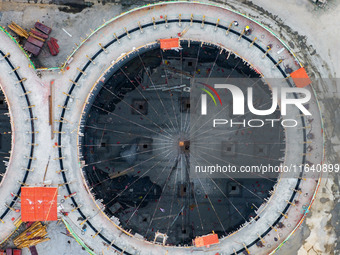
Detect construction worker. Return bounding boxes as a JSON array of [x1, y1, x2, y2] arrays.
[[245, 25, 251, 35]]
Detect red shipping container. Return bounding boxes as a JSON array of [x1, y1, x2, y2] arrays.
[[12, 250, 21, 255], [35, 22, 52, 35], [24, 42, 41, 56], [27, 36, 44, 48]]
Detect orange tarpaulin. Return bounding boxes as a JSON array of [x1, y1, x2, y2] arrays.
[[160, 38, 180, 50], [290, 67, 311, 88], [194, 233, 219, 247], [21, 187, 58, 222]]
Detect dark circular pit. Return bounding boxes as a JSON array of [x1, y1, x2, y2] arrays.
[[81, 42, 285, 246]]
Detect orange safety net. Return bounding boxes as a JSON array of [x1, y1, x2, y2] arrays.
[[194, 233, 219, 247], [290, 67, 311, 88], [160, 38, 180, 50], [21, 187, 58, 222]]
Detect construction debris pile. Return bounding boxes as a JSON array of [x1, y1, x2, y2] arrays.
[[13, 222, 50, 249], [8, 21, 59, 57]]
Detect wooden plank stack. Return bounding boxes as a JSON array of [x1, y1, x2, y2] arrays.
[[13, 216, 22, 228], [8, 21, 54, 57], [8, 22, 29, 39], [8, 21, 60, 58], [25, 22, 53, 56], [13, 222, 50, 249]]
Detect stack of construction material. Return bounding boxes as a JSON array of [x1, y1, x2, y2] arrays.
[[13, 222, 50, 249], [0, 249, 22, 255], [47, 37, 59, 56], [34, 22, 51, 35], [8, 21, 58, 57], [30, 28, 48, 40], [23, 22, 52, 56], [8, 22, 29, 38]]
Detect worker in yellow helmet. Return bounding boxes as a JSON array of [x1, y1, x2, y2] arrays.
[[245, 25, 251, 36]]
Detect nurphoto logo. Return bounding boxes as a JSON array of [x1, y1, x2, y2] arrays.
[[201, 83, 311, 116]]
